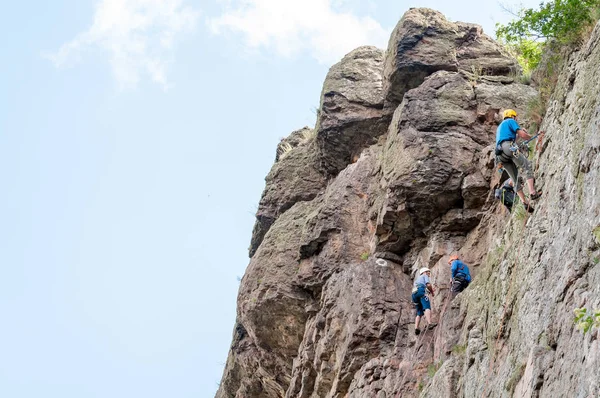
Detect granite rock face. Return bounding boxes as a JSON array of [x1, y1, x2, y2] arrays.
[[218, 9, 600, 398]]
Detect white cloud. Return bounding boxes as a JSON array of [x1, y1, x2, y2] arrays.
[[208, 0, 390, 65], [48, 0, 199, 89]]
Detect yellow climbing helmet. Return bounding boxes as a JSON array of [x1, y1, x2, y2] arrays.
[[503, 109, 517, 119]]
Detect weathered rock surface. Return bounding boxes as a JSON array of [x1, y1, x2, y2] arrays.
[[316, 46, 389, 176], [250, 46, 388, 255], [383, 8, 519, 111], [430, 19, 600, 397], [374, 70, 535, 255], [218, 8, 600, 398], [249, 127, 326, 256]]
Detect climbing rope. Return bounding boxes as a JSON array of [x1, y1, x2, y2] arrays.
[[436, 285, 453, 331], [394, 315, 430, 397], [393, 287, 452, 397]]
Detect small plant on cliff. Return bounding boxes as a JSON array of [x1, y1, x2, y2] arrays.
[[427, 361, 443, 377], [491, 243, 505, 264], [496, 0, 600, 119], [451, 343, 467, 355], [505, 362, 527, 394], [512, 201, 528, 222], [593, 225, 600, 243], [467, 64, 484, 86], [519, 70, 533, 85], [301, 128, 316, 141], [360, 251, 369, 261], [310, 106, 321, 119], [417, 381, 424, 392], [574, 307, 600, 334]]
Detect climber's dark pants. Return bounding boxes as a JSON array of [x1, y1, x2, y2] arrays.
[[451, 277, 469, 298]]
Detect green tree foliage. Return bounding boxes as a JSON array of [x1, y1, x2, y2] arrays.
[[496, 0, 600, 71], [497, 0, 600, 43], [515, 39, 543, 73], [499, 38, 543, 73]]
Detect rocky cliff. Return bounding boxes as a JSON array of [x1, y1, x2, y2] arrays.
[[217, 8, 600, 398]]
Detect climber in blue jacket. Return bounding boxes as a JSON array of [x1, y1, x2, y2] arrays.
[[448, 254, 471, 298]]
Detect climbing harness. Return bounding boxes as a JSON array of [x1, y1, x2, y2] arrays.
[[496, 132, 543, 168]]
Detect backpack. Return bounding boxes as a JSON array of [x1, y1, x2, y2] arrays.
[[495, 184, 515, 211]]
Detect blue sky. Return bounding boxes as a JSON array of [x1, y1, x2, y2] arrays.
[[0, 1, 540, 397]]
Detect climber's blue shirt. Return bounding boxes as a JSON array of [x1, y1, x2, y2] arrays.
[[414, 274, 431, 288], [451, 260, 471, 282], [496, 118, 520, 145]]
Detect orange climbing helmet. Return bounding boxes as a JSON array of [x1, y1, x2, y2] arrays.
[[447, 254, 460, 265]]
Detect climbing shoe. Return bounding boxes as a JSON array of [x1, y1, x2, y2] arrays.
[[524, 203, 535, 213], [427, 322, 438, 330], [530, 191, 542, 200], [415, 328, 421, 336]]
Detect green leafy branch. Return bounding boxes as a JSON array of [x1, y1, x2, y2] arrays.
[[501, 38, 543, 74], [497, 0, 600, 43], [574, 307, 600, 334], [496, 0, 600, 72]]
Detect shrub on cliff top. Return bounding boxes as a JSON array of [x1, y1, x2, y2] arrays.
[[496, 0, 600, 71], [496, 1, 600, 126], [497, 0, 600, 44]]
